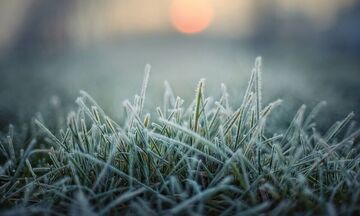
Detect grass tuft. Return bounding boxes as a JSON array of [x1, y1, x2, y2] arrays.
[[1, 58, 360, 215]]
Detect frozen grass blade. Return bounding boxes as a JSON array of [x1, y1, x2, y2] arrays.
[[194, 78, 205, 134]]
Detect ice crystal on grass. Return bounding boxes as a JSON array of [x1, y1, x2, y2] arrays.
[[1, 58, 360, 215]]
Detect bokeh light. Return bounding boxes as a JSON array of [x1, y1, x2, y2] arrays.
[[170, 0, 213, 34]]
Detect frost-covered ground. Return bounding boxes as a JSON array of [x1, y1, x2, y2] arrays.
[[0, 57, 359, 215]]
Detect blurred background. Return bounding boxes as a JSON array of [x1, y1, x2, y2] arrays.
[[0, 0, 359, 129]]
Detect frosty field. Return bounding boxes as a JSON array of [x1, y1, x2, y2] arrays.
[[0, 58, 359, 215]]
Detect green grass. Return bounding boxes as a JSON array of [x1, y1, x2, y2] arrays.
[[1, 57, 360, 215]]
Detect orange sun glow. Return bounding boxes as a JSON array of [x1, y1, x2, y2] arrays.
[[170, 0, 214, 34]]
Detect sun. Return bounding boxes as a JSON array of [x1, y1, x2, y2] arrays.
[[170, 0, 214, 34]]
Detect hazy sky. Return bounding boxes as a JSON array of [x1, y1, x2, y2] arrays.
[[0, 0, 356, 51]]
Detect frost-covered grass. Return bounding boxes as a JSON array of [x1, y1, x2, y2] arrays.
[[1, 58, 360, 215]]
